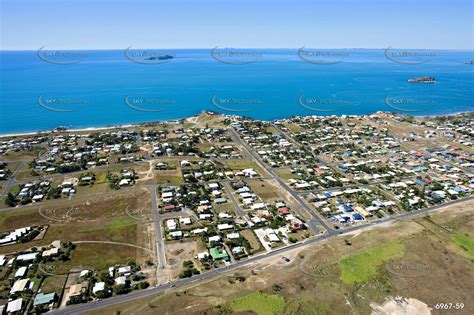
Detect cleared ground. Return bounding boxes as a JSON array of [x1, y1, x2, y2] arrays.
[[0, 188, 154, 270]]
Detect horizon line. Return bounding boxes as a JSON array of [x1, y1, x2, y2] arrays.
[[1, 47, 474, 52]]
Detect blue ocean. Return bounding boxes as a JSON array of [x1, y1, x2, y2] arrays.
[[0, 49, 473, 134]]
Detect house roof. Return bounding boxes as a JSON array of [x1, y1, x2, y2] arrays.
[[7, 298, 22, 313], [33, 292, 55, 306], [209, 247, 229, 259], [68, 284, 83, 296]]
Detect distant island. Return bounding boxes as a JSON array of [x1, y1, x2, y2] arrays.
[[145, 54, 174, 61], [465, 61, 474, 65], [407, 77, 436, 83]]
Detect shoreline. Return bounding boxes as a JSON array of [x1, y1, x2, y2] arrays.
[[0, 110, 472, 139]]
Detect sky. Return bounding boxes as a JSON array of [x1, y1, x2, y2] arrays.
[[1, 0, 473, 50]]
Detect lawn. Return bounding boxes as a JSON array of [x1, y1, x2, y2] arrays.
[[337, 240, 404, 285], [451, 233, 474, 259], [229, 291, 286, 315]]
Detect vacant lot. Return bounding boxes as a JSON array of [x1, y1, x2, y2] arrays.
[[337, 240, 404, 285], [229, 291, 286, 315], [241, 229, 263, 254], [165, 239, 205, 278], [246, 179, 282, 203], [0, 188, 153, 269]]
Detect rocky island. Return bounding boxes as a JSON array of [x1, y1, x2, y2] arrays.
[[145, 54, 174, 61], [407, 76, 436, 83]]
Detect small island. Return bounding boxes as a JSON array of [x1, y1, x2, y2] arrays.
[[465, 61, 474, 65], [407, 76, 436, 83], [145, 54, 174, 61]]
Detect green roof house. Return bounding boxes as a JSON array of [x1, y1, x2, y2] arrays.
[[209, 247, 229, 261]]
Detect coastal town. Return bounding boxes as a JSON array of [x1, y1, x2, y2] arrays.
[[0, 111, 472, 313]]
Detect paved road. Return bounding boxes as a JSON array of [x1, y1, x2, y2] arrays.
[[50, 195, 474, 315], [148, 185, 167, 276], [229, 128, 332, 232], [223, 181, 247, 217], [0, 161, 26, 198]]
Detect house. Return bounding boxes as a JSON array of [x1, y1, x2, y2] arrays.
[[118, 266, 132, 276], [68, 284, 85, 298], [215, 197, 227, 204], [209, 247, 229, 261], [42, 247, 59, 257], [265, 229, 280, 242], [163, 205, 176, 212], [232, 246, 246, 256], [217, 223, 233, 231], [179, 217, 192, 225], [197, 251, 209, 260], [169, 231, 183, 239], [14, 266, 27, 278], [6, 298, 22, 313], [33, 292, 56, 307], [208, 235, 221, 243], [115, 276, 127, 286], [10, 278, 30, 294], [92, 282, 106, 295], [166, 219, 177, 230], [251, 203, 266, 210], [226, 232, 240, 239], [80, 270, 91, 278], [208, 183, 219, 190]]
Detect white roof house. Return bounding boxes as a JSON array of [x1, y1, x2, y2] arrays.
[[14, 266, 27, 278], [10, 279, 30, 294], [166, 219, 177, 230], [179, 217, 192, 225], [16, 253, 38, 262], [265, 229, 280, 242], [7, 298, 22, 313], [197, 251, 209, 260], [118, 266, 132, 275], [92, 282, 105, 294], [115, 276, 127, 286], [226, 232, 240, 239], [217, 223, 233, 231], [80, 270, 91, 278], [169, 231, 183, 238], [208, 235, 221, 243], [42, 248, 59, 257]]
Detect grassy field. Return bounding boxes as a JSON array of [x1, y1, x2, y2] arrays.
[[229, 291, 286, 315], [246, 179, 281, 202], [44, 243, 140, 274], [0, 189, 153, 270], [155, 169, 183, 184], [451, 233, 474, 259], [221, 159, 268, 177], [40, 276, 67, 295], [241, 229, 263, 253], [337, 240, 405, 285]]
